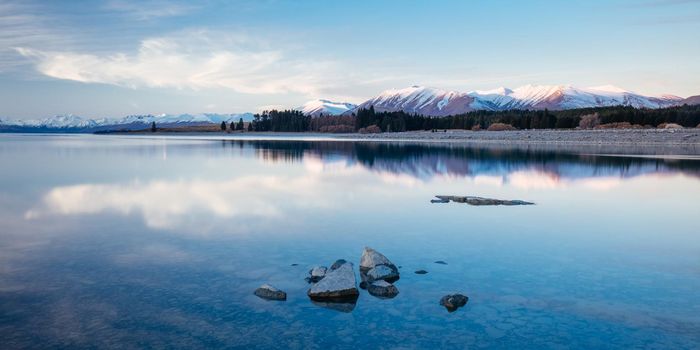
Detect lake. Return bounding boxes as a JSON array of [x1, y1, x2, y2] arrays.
[[1, 134, 699, 349]]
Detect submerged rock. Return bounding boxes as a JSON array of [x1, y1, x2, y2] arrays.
[[360, 247, 398, 272], [433, 195, 534, 206], [329, 259, 347, 271], [308, 262, 359, 301], [415, 270, 428, 274], [254, 284, 287, 301], [306, 266, 327, 283], [367, 280, 399, 298], [434, 261, 448, 265], [440, 294, 469, 312]]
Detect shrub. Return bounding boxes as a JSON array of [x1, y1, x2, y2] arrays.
[[578, 113, 600, 129], [657, 123, 683, 129], [487, 123, 516, 131], [358, 125, 381, 134]]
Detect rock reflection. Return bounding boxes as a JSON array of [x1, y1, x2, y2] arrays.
[[310, 299, 357, 313]]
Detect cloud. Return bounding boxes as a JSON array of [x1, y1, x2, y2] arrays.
[[104, 0, 196, 20], [16, 30, 336, 96]]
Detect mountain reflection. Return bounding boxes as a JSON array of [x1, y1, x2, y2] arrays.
[[225, 140, 700, 181]]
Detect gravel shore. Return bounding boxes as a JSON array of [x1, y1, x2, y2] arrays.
[[336, 129, 700, 145]]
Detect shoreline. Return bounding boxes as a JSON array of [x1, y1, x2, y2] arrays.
[[93, 128, 700, 156]]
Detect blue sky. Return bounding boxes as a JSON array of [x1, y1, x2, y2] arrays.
[[1, 0, 699, 118]]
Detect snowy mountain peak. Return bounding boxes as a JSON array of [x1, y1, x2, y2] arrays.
[[297, 99, 357, 116]]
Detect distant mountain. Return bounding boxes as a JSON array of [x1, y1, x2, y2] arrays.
[[680, 95, 700, 106], [0, 113, 254, 132], [348, 85, 685, 116], [296, 99, 357, 116]]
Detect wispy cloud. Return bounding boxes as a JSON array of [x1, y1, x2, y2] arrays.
[[16, 30, 338, 96], [104, 0, 196, 20]]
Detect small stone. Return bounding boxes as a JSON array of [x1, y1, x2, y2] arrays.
[[415, 270, 428, 274], [306, 266, 327, 283], [367, 280, 399, 298], [254, 284, 287, 301], [440, 294, 469, 312], [291, 263, 298, 266], [434, 261, 448, 265]]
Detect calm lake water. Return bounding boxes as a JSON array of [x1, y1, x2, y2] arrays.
[[1, 134, 699, 349]]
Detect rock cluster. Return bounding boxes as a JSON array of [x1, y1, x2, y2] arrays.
[[432, 195, 533, 206], [256, 247, 470, 312], [359, 247, 400, 298]]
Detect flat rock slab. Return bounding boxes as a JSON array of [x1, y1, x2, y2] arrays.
[[440, 294, 469, 312], [367, 280, 399, 299], [254, 284, 287, 301], [433, 195, 534, 206], [308, 261, 359, 301]]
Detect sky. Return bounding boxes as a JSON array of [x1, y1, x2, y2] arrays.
[[1, 0, 699, 119]]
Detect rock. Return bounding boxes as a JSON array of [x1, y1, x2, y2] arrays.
[[415, 270, 428, 274], [308, 262, 359, 301], [440, 294, 469, 312], [434, 261, 448, 265], [360, 247, 398, 272], [366, 265, 400, 283], [433, 195, 534, 206], [254, 284, 287, 301], [290, 263, 298, 266], [329, 259, 347, 271], [367, 280, 399, 298], [306, 266, 327, 283]]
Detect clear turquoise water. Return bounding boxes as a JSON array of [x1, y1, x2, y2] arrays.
[[0, 134, 699, 349]]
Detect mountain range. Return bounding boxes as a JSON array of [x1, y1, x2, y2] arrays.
[[1, 84, 699, 131], [350, 84, 694, 117]]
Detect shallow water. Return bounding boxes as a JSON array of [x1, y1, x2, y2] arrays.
[[1, 134, 699, 349]]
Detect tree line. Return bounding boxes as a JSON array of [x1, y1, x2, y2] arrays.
[[245, 104, 700, 133]]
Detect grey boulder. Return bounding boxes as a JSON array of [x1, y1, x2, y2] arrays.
[[367, 280, 399, 298], [307, 261, 359, 301], [254, 284, 287, 301], [440, 294, 469, 312], [360, 247, 398, 272], [366, 264, 399, 283]]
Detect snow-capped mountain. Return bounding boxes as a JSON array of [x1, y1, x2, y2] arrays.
[[349, 84, 685, 116], [353, 86, 474, 117], [297, 99, 357, 116], [0, 113, 254, 131]]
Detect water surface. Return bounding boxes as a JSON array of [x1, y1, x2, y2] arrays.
[[1, 134, 699, 349]]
